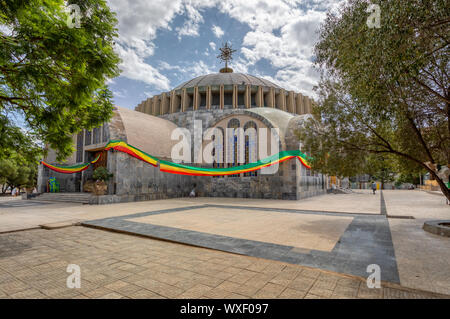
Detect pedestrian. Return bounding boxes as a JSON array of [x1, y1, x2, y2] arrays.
[[189, 183, 196, 197], [371, 182, 377, 195]]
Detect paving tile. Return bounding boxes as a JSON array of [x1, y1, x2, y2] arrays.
[[357, 286, 383, 299], [253, 283, 285, 298], [202, 288, 231, 299], [332, 284, 359, 298], [177, 284, 213, 298], [311, 279, 337, 291], [127, 289, 164, 299], [0, 221, 446, 300], [97, 292, 124, 299], [83, 287, 114, 298], [278, 288, 307, 299], [0, 280, 29, 295], [134, 278, 184, 298], [287, 276, 315, 292]]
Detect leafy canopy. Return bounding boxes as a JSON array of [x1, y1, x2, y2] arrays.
[[299, 0, 449, 199], [0, 0, 120, 161]]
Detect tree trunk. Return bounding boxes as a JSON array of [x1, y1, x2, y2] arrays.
[[428, 169, 450, 202]]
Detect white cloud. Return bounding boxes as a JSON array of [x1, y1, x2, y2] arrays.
[[115, 45, 170, 91], [213, 2, 342, 97], [106, 0, 344, 99], [176, 3, 204, 39], [212, 25, 224, 38], [113, 89, 128, 98], [187, 60, 214, 77]]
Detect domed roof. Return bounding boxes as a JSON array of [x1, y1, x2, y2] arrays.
[[110, 106, 179, 159], [174, 73, 281, 90]]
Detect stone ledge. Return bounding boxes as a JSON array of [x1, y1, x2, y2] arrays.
[[423, 220, 450, 237], [40, 220, 81, 230]]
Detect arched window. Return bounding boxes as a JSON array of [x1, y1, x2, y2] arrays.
[[227, 119, 240, 177], [244, 121, 258, 177]]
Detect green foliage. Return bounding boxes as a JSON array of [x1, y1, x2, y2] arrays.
[[299, 0, 450, 200], [0, 113, 42, 191], [366, 154, 396, 187], [395, 173, 420, 186], [0, 158, 37, 191], [92, 166, 112, 181], [0, 0, 120, 161]]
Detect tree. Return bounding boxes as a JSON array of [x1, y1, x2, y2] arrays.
[[366, 154, 396, 189], [0, 113, 42, 192], [0, 0, 120, 161], [0, 158, 37, 192], [299, 0, 450, 201]]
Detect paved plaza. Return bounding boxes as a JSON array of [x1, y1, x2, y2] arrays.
[[0, 190, 449, 298]]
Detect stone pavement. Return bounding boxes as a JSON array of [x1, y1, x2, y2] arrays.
[[0, 190, 380, 233], [0, 227, 446, 299], [84, 204, 400, 283], [0, 189, 449, 297]]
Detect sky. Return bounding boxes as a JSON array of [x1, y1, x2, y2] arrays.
[[106, 0, 343, 110]]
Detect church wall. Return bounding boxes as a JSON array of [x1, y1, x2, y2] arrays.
[[90, 151, 195, 204], [160, 109, 301, 200]]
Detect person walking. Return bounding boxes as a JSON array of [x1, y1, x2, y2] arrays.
[[371, 182, 377, 195]]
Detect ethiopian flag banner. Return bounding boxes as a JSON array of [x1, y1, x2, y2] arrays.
[[105, 140, 312, 176], [41, 154, 101, 174], [42, 140, 312, 176]]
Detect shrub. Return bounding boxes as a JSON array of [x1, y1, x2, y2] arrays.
[[93, 167, 113, 182]]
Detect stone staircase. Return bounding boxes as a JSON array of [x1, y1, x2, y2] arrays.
[[329, 187, 354, 194], [34, 192, 92, 204]]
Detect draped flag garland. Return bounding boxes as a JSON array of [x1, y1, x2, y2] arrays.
[[41, 140, 312, 176], [104, 140, 312, 176], [41, 154, 101, 174]]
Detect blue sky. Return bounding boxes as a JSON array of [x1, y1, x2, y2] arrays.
[[106, 0, 343, 110]]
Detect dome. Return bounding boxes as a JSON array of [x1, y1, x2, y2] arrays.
[[174, 73, 281, 90], [110, 106, 179, 159]]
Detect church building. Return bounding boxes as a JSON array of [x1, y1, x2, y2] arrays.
[[37, 45, 329, 204]]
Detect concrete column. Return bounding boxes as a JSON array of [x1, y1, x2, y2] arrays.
[[256, 86, 263, 107], [152, 95, 160, 116], [266, 88, 275, 107], [181, 89, 189, 112], [170, 91, 180, 113], [287, 91, 295, 113], [244, 85, 251, 108], [193, 87, 200, 110], [232, 85, 238, 108], [219, 85, 224, 109], [206, 86, 212, 109], [296, 93, 305, 114], [143, 98, 151, 114], [303, 95, 311, 114], [276, 89, 286, 110], [160, 93, 169, 115]]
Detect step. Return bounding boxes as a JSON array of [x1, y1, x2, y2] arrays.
[[34, 192, 92, 203]]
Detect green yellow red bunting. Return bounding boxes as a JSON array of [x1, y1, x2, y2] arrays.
[[42, 140, 312, 175], [41, 154, 101, 174], [105, 140, 312, 176]]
